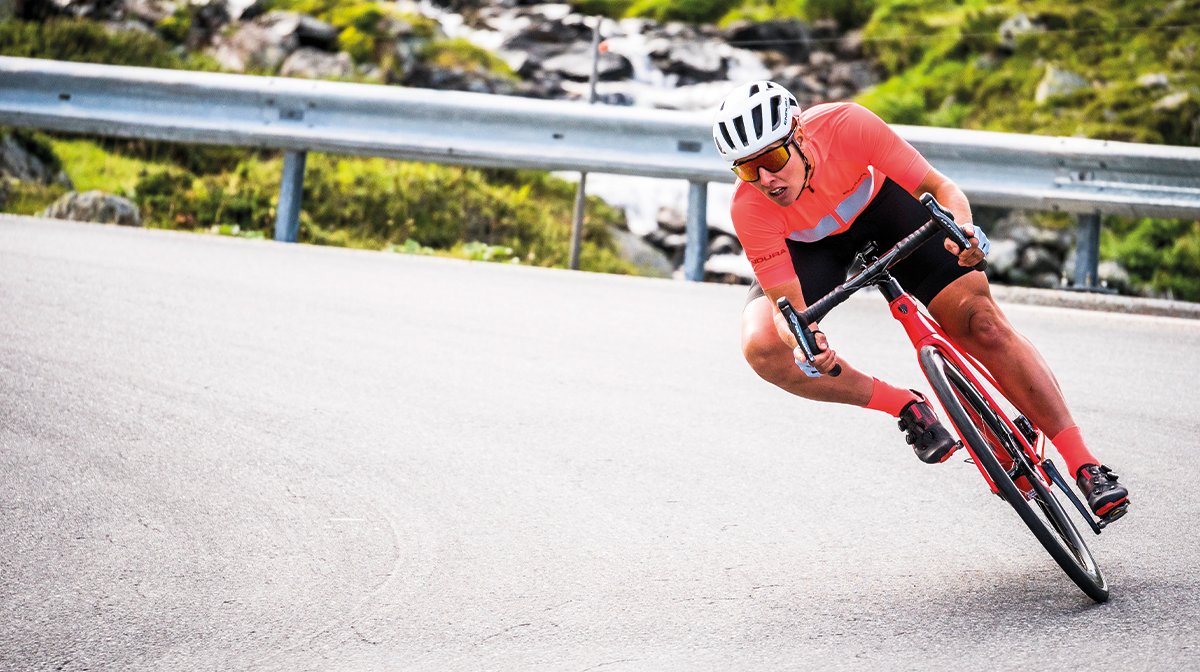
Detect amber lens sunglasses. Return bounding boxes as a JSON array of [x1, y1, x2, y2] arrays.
[[731, 139, 795, 182]]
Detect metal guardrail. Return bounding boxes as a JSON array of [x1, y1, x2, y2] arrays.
[[3, 56, 1200, 285]]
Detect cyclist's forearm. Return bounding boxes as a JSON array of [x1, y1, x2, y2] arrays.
[[763, 279, 808, 347], [913, 167, 974, 226]]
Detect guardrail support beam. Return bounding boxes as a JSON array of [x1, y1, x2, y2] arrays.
[[683, 180, 708, 282], [1072, 212, 1101, 290], [274, 150, 307, 243]]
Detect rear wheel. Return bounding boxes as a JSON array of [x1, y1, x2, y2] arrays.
[[920, 345, 1109, 603]]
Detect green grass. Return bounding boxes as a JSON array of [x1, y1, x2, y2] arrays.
[[50, 138, 181, 195]]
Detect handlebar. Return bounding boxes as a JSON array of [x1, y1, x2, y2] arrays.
[[774, 194, 985, 376], [919, 193, 988, 273], [778, 296, 842, 378]]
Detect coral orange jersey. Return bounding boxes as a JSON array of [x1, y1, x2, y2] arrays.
[[731, 102, 933, 290]]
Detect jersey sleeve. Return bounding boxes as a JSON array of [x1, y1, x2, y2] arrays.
[[842, 103, 931, 193], [731, 189, 794, 290]]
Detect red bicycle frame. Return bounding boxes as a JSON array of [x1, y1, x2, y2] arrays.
[[886, 288, 1051, 495]]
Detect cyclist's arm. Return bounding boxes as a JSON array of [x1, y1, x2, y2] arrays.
[[763, 279, 806, 349], [911, 167, 973, 229], [763, 279, 838, 373]]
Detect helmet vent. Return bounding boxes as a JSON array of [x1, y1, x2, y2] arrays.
[[732, 116, 749, 146], [751, 103, 764, 138], [769, 97, 781, 130], [718, 122, 736, 150]]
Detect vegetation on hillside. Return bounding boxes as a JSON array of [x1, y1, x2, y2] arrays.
[[0, 14, 637, 275]]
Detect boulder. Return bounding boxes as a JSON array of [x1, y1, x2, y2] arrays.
[[1035, 66, 1090, 103], [723, 20, 812, 61], [42, 191, 142, 227], [998, 12, 1037, 51], [657, 42, 724, 83], [610, 227, 673, 278], [280, 48, 354, 79], [1137, 73, 1170, 89], [1019, 245, 1061, 276], [541, 49, 633, 82], [985, 238, 1020, 278], [1153, 92, 1190, 112], [0, 132, 72, 187], [207, 11, 337, 73]]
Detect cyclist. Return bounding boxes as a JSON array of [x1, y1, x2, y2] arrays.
[[712, 81, 1129, 518]]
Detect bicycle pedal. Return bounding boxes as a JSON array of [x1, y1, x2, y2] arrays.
[[1097, 501, 1130, 529]]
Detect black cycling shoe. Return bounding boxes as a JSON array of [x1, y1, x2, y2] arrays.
[[1076, 464, 1130, 517], [897, 391, 959, 464]]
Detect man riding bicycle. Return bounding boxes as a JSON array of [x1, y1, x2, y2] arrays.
[[712, 80, 1129, 517]]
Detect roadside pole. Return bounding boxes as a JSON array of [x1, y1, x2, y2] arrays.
[[569, 17, 603, 270]]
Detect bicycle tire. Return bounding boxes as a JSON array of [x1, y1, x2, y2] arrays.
[[919, 345, 1109, 603]]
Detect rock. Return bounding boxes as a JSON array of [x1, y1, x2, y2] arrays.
[[1035, 65, 1090, 104], [657, 42, 724, 83], [541, 49, 633, 82], [808, 50, 836, 68], [280, 48, 354, 79], [656, 205, 686, 233], [708, 234, 740, 256], [294, 13, 339, 49], [1153, 92, 1190, 112], [837, 30, 864, 59], [610, 227, 673, 278], [998, 12, 1037, 51], [122, 0, 178, 24], [723, 20, 813, 61], [42, 190, 142, 226], [827, 61, 878, 90], [207, 11, 337, 72], [0, 132, 72, 187], [1138, 73, 1170, 89], [985, 238, 1020, 278], [1020, 245, 1061, 276], [1098, 260, 1132, 292]]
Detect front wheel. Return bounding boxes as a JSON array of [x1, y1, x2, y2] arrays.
[[919, 345, 1109, 603]]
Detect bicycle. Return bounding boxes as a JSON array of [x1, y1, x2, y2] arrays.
[[776, 194, 1128, 603]]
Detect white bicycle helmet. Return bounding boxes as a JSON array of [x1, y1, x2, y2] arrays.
[[712, 80, 801, 163]]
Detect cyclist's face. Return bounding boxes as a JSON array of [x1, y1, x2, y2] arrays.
[[741, 128, 808, 207]]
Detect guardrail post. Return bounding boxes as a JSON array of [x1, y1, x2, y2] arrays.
[[1072, 211, 1101, 290], [274, 150, 307, 243], [683, 180, 708, 282]]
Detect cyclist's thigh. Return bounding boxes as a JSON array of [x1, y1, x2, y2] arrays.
[[856, 178, 974, 306]]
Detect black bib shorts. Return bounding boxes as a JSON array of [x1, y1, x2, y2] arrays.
[[745, 178, 975, 309]]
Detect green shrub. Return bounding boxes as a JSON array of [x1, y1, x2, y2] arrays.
[[1103, 218, 1200, 301], [0, 18, 219, 70], [422, 38, 518, 80], [625, 0, 741, 23]]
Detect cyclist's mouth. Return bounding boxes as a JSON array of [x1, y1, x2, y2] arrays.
[[769, 186, 787, 199]]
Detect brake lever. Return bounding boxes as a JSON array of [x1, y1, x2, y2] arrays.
[[776, 297, 842, 378], [920, 193, 988, 273]]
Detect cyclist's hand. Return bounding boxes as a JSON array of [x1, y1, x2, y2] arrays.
[[793, 330, 838, 374], [944, 222, 986, 268]]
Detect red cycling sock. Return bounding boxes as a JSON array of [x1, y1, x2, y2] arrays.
[[1051, 425, 1099, 477], [864, 378, 920, 417]]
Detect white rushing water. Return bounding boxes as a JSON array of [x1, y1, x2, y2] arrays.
[[403, 1, 770, 276]]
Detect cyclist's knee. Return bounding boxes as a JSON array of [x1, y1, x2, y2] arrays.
[[961, 300, 1012, 349], [741, 320, 792, 383]]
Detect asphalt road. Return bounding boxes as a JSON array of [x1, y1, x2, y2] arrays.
[[2, 215, 1198, 671]]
